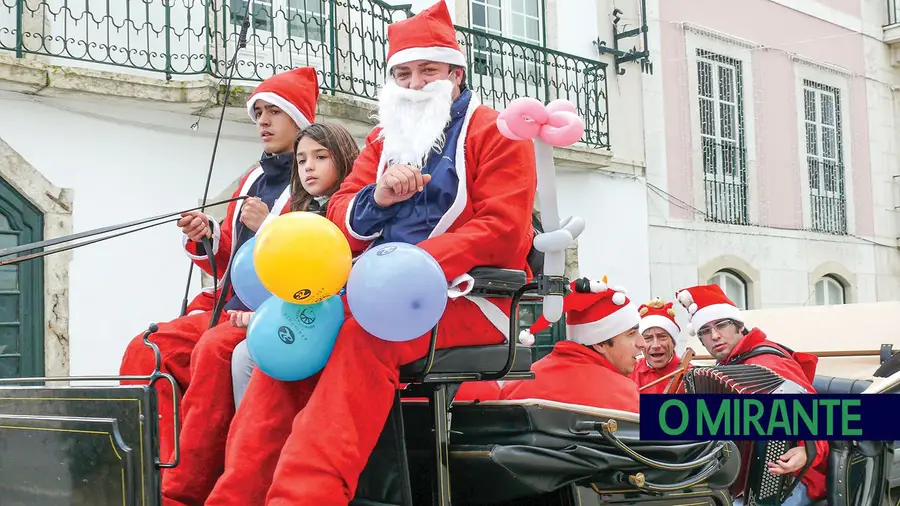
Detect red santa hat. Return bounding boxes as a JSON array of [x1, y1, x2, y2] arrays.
[[638, 298, 680, 342], [385, 1, 466, 73], [674, 284, 744, 336], [246, 67, 319, 129], [518, 276, 640, 347]]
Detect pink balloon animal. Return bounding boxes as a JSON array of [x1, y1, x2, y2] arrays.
[[496, 98, 586, 331], [496, 98, 585, 146]]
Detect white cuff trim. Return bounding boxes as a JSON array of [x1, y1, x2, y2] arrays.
[[448, 273, 474, 299], [181, 215, 220, 261]]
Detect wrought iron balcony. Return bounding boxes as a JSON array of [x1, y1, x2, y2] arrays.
[[0, 0, 609, 148]]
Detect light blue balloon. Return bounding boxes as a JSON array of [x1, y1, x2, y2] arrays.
[[231, 236, 272, 311], [246, 294, 344, 381], [346, 242, 448, 342]]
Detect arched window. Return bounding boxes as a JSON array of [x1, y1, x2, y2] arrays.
[[707, 270, 748, 310], [815, 275, 845, 305]]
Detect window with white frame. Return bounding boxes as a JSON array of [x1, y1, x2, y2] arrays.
[[696, 49, 748, 226], [469, 0, 543, 79], [707, 270, 748, 310], [230, 0, 326, 44], [814, 275, 845, 305], [802, 80, 847, 235]]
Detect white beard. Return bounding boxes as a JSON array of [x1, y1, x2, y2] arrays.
[[375, 78, 455, 169]]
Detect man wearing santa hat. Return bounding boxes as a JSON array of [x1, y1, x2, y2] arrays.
[[674, 284, 827, 506], [499, 277, 641, 413], [629, 298, 684, 394], [117, 67, 321, 503], [201, 2, 537, 505]]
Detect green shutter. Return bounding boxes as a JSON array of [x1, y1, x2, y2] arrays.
[[0, 177, 44, 378], [517, 301, 566, 361]]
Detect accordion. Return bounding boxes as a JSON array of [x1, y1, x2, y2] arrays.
[[682, 364, 810, 506]]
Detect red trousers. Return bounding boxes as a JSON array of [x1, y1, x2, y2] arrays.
[[119, 310, 222, 464], [204, 297, 506, 506], [161, 320, 248, 506]]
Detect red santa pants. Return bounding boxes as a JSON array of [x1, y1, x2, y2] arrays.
[[119, 310, 223, 464], [160, 320, 248, 506], [203, 296, 506, 506]]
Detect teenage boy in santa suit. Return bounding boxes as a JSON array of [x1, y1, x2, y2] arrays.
[[674, 284, 827, 506], [629, 298, 685, 394], [117, 66, 320, 472], [499, 277, 641, 413], [201, 2, 537, 505]]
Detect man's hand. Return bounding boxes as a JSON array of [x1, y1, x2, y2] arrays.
[[178, 210, 212, 242], [240, 197, 270, 232], [373, 164, 432, 207], [229, 310, 253, 328], [768, 446, 807, 475]]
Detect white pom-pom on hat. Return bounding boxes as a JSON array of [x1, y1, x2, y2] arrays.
[[612, 292, 626, 306], [688, 303, 698, 315], [677, 290, 693, 306], [518, 329, 535, 346], [589, 279, 607, 293], [686, 322, 695, 336]]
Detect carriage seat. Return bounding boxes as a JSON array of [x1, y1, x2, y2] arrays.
[[399, 345, 533, 381], [812, 375, 872, 394], [403, 399, 741, 505]]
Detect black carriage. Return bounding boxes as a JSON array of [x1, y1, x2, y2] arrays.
[[0, 268, 895, 506]]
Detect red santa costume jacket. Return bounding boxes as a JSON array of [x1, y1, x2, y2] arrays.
[[331, 98, 536, 338], [724, 329, 828, 500], [181, 167, 292, 315], [630, 355, 682, 394], [500, 341, 640, 413]]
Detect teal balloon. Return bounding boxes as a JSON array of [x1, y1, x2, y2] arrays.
[[246, 294, 344, 381]]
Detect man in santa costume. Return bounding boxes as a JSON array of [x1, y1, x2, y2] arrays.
[[674, 284, 827, 506], [201, 2, 537, 505], [499, 277, 641, 413], [629, 298, 684, 394], [117, 67, 320, 502]]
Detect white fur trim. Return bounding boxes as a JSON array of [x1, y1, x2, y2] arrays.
[[612, 285, 626, 294], [448, 273, 475, 299], [638, 315, 680, 343], [427, 93, 480, 239], [182, 216, 221, 261], [567, 302, 640, 346], [344, 192, 383, 241], [247, 91, 311, 129], [518, 330, 535, 346], [465, 295, 510, 341], [386, 47, 466, 72], [677, 290, 693, 306], [256, 186, 292, 234], [589, 280, 607, 293], [612, 292, 626, 305], [690, 303, 743, 335], [233, 167, 265, 244]]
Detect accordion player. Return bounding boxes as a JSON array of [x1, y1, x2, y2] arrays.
[[682, 364, 819, 506]]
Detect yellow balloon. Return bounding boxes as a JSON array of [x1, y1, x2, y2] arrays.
[[253, 212, 352, 305]]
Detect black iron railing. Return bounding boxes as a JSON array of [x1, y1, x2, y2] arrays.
[[0, 0, 609, 147]]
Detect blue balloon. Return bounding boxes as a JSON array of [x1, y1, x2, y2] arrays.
[[231, 236, 272, 311], [346, 242, 448, 342], [246, 294, 344, 381]]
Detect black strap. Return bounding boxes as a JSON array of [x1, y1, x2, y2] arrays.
[[729, 344, 791, 364]]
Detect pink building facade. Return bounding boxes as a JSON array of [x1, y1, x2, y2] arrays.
[[642, 0, 900, 310]]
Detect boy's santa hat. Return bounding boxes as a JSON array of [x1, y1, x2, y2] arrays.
[[638, 298, 680, 341], [518, 276, 640, 347], [674, 284, 744, 336], [246, 66, 319, 129], [386, 1, 466, 73]]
